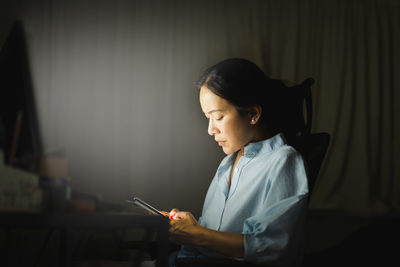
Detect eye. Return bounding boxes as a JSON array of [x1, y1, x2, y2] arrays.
[[216, 116, 224, 121]]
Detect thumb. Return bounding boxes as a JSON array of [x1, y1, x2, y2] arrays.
[[169, 208, 180, 219]]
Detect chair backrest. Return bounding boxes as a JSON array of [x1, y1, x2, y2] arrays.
[[281, 77, 314, 145], [291, 133, 330, 195], [282, 77, 330, 196]]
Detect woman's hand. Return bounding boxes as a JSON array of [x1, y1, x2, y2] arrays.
[[168, 208, 180, 220], [160, 210, 171, 217], [165, 208, 245, 258], [168, 210, 202, 246], [160, 208, 180, 219]]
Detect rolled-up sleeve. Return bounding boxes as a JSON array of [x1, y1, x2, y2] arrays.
[[243, 151, 308, 265], [243, 194, 307, 264]]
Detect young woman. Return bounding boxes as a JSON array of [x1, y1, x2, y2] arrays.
[[167, 58, 309, 266]]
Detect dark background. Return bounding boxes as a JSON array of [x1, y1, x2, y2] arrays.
[[1, 0, 399, 266]]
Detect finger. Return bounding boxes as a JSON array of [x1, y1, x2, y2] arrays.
[[169, 218, 180, 227], [169, 223, 179, 235], [170, 214, 182, 220], [172, 211, 189, 220], [170, 208, 180, 214], [169, 208, 181, 219], [160, 211, 170, 216]]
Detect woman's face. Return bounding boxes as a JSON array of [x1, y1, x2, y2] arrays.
[[199, 86, 254, 155]]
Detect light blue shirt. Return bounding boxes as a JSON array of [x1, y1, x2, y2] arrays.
[[178, 133, 309, 266]]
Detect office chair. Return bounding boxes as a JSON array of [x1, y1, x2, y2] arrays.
[[292, 132, 330, 196], [282, 77, 330, 195], [173, 78, 330, 267]]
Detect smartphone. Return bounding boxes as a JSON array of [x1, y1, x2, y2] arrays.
[[126, 196, 167, 217]]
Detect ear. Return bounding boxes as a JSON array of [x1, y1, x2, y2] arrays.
[[249, 106, 262, 125]]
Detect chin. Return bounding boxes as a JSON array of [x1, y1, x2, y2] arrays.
[[222, 147, 234, 155], [221, 147, 229, 154]]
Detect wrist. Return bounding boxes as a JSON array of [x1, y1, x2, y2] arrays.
[[193, 225, 208, 247]]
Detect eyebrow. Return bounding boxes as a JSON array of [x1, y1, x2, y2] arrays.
[[205, 109, 223, 114]]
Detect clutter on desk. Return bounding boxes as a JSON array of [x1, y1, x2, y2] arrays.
[[0, 151, 42, 212], [38, 154, 71, 212]]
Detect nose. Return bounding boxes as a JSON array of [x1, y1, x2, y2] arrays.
[[208, 119, 220, 136]]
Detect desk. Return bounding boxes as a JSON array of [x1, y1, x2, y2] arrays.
[[0, 212, 169, 267]]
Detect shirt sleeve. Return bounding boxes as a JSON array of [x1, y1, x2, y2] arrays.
[[242, 149, 309, 266]]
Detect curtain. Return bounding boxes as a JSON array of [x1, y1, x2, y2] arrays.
[[12, 0, 400, 216]]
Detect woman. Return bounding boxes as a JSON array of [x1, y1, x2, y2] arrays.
[[167, 58, 309, 266]]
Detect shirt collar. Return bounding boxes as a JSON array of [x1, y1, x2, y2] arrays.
[[243, 132, 287, 158]]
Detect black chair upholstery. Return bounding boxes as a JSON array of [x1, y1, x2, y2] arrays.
[[291, 133, 330, 196], [280, 77, 330, 195]]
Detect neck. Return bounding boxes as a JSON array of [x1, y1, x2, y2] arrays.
[[251, 127, 275, 143], [239, 147, 245, 156]]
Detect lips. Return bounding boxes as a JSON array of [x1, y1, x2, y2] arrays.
[[216, 140, 225, 146]]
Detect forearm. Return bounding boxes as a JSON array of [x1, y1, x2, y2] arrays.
[[194, 225, 244, 258], [168, 210, 245, 258]]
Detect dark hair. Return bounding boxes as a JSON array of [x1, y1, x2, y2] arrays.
[[196, 58, 288, 134]]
